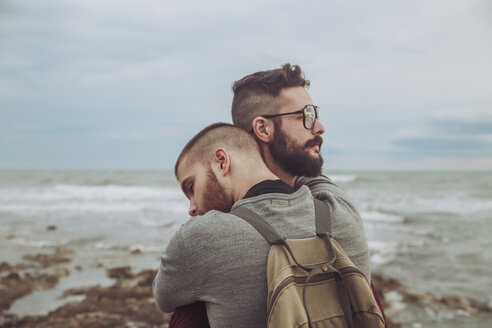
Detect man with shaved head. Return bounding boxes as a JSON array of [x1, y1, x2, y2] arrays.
[[173, 123, 272, 216], [153, 123, 366, 327]]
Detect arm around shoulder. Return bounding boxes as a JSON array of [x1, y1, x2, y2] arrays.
[[153, 229, 197, 313]]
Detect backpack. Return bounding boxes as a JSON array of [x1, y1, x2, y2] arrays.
[[230, 198, 385, 328]]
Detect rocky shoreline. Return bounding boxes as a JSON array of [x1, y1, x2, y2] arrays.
[[0, 249, 170, 328], [1, 248, 490, 328]]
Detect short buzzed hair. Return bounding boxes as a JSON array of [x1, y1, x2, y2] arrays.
[[174, 122, 261, 177], [231, 63, 310, 132]]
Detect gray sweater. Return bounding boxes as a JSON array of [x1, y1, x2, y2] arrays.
[[153, 175, 370, 328]]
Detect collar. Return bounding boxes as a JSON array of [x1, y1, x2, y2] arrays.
[[243, 179, 296, 199]]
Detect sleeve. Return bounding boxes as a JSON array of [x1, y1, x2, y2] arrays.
[[169, 302, 210, 328], [153, 229, 198, 313]]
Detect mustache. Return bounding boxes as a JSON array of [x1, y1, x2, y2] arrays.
[[304, 136, 323, 149]]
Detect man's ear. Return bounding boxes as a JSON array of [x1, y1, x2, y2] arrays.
[[252, 117, 274, 143], [213, 148, 230, 177]]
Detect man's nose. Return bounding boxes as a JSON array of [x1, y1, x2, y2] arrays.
[[312, 119, 325, 136], [188, 201, 198, 217]]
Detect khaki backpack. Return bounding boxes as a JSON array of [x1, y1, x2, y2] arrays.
[[231, 198, 385, 328]]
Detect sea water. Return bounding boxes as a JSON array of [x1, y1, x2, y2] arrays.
[[0, 170, 491, 326]]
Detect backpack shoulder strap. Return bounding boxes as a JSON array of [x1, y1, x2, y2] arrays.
[[230, 206, 283, 245], [313, 198, 355, 328], [231, 198, 333, 243], [313, 198, 332, 235], [231, 205, 320, 272]]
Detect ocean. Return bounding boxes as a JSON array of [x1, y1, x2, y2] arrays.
[[0, 170, 491, 327]]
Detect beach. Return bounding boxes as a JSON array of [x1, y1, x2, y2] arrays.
[[1, 170, 491, 327]]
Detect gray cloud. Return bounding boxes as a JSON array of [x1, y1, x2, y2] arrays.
[[392, 108, 492, 157], [1, 0, 492, 169]]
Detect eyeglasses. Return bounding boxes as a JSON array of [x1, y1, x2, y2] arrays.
[[261, 105, 320, 130]]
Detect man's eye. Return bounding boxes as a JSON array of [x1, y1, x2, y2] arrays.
[[188, 183, 194, 195]]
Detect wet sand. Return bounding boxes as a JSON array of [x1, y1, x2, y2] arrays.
[[1, 248, 490, 328]]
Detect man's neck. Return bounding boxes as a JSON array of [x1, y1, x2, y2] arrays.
[[261, 150, 296, 187], [270, 168, 295, 187], [232, 169, 279, 202]]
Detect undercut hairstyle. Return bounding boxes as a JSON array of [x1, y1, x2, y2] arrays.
[[174, 122, 262, 177], [231, 63, 310, 132]]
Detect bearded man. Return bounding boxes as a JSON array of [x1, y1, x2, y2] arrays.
[[230, 64, 370, 276], [231, 64, 386, 323]]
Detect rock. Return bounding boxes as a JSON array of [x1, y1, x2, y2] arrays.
[[371, 271, 492, 318], [106, 266, 133, 280], [46, 225, 57, 231], [6, 272, 20, 280], [0, 269, 170, 327], [0, 262, 13, 272], [438, 295, 476, 313], [22, 249, 73, 268], [0, 273, 35, 313], [0, 249, 77, 315]]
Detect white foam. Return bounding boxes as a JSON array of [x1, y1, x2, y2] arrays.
[[329, 175, 356, 183], [368, 240, 398, 265], [352, 189, 492, 218], [129, 244, 161, 253], [385, 291, 406, 312], [137, 218, 165, 227], [0, 184, 188, 215], [12, 238, 68, 248], [424, 306, 456, 320], [0, 184, 182, 201], [94, 242, 113, 250], [360, 211, 405, 223], [0, 202, 187, 215]]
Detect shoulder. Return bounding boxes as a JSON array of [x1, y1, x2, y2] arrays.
[[172, 210, 269, 268], [177, 210, 256, 243], [295, 175, 357, 209], [180, 210, 241, 230], [294, 174, 339, 192]]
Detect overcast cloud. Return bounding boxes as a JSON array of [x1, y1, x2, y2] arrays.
[[1, 0, 491, 170]]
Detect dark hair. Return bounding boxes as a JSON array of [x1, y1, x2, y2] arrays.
[[174, 122, 260, 177], [231, 64, 310, 132]]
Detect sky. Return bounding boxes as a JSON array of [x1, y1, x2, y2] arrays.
[[1, 0, 491, 170]]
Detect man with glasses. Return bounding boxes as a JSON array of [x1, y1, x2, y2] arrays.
[[231, 63, 385, 324], [232, 64, 370, 276], [232, 67, 325, 184]]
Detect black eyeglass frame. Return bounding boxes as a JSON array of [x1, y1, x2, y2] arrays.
[[261, 104, 320, 130]]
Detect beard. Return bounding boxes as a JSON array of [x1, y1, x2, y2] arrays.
[[199, 168, 235, 215], [269, 123, 324, 177]]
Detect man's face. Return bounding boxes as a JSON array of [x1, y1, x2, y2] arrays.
[[177, 158, 234, 217], [269, 86, 325, 177]]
